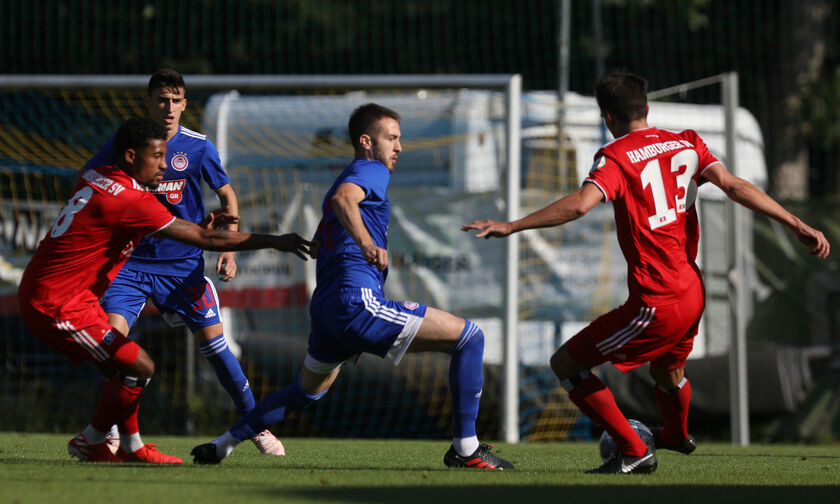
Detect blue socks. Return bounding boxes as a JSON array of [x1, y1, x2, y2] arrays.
[[215, 319, 485, 442], [200, 334, 255, 416], [230, 376, 326, 441], [449, 320, 484, 439]]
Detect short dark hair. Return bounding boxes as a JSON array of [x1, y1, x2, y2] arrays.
[[594, 72, 648, 124], [348, 103, 400, 150], [113, 116, 167, 159], [147, 68, 185, 96]]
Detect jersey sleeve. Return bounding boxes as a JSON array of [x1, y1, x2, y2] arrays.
[[687, 130, 722, 178], [343, 161, 389, 204], [199, 139, 232, 190], [84, 134, 117, 171], [120, 192, 177, 233], [584, 151, 625, 202]]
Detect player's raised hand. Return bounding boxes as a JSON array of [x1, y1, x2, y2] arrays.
[[793, 222, 830, 259], [461, 219, 514, 239], [272, 233, 311, 260], [201, 206, 240, 230]]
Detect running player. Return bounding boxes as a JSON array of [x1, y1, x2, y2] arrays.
[[462, 72, 829, 474], [84, 69, 285, 456], [190, 103, 513, 470], [20, 117, 309, 464]]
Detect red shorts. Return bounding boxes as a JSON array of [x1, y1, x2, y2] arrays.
[[565, 282, 705, 372], [19, 300, 140, 369]]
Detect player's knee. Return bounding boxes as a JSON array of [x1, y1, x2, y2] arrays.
[[650, 366, 684, 389], [108, 339, 154, 378], [297, 377, 328, 403], [460, 324, 485, 351], [449, 320, 484, 354], [550, 347, 583, 381], [557, 369, 594, 393], [126, 348, 155, 379]]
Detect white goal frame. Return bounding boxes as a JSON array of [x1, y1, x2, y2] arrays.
[[0, 73, 524, 443]]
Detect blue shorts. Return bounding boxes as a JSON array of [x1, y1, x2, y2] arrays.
[[307, 286, 427, 367], [100, 267, 222, 332]]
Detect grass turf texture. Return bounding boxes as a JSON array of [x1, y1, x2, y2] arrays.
[[1, 433, 838, 504]]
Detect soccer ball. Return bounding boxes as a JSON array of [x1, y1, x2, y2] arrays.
[[598, 419, 655, 463]]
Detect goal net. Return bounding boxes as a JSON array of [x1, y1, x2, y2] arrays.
[[2, 75, 564, 441]]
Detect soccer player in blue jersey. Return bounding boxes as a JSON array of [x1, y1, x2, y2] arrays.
[[191, 103, 513, 470], [84, 69, 285, 456]]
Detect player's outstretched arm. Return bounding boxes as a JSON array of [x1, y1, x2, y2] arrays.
[[462, 182, 603, 238], [154, 218, 311, 260], [702, 163, 830, 258]]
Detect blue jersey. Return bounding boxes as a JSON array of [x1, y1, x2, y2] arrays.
[[311, 158, 391, 296], [85, 125, 230, 276]]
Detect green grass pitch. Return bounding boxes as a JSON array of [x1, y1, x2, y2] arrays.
[[1, 433, 838, 504]]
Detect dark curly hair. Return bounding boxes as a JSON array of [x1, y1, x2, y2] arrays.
[[113, 116, 167, 158]]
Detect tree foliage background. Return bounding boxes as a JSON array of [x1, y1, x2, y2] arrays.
[[1, 0, 837, 199]]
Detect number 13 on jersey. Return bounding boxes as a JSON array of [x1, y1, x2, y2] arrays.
[[640, 149, 699, 230]]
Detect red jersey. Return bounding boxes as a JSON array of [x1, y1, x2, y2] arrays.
[[585, 127, 720, 304], [18, 166, 176, 317]]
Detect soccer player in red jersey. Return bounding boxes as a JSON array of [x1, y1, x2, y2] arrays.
[[462, 72, 829, 474], [18, 117, 309, 464]]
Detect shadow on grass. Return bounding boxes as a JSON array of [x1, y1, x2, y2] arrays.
[[0, 457, 187, 469], [278, 485, 838, 504], [685, 452, 840, 460]]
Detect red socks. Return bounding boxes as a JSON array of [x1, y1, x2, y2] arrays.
[[90, 375, 146, 435], [566, 373, 648, 457], [655, 377, 691, 443]]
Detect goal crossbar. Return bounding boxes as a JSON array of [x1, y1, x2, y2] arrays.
[[0, 74, 519, 90]]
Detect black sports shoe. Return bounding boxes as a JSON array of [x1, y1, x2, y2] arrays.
[[443, 444, 513, 470], [651, 427, 697, 454], [586, 447, 657, 474], [191, 443, 222, 464]]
